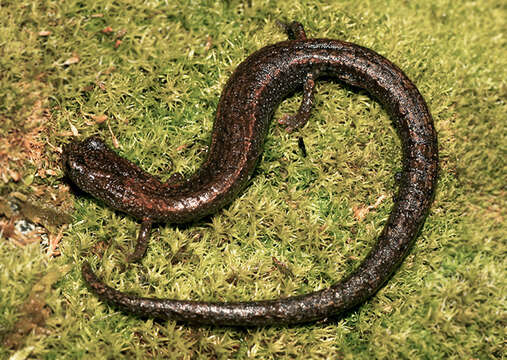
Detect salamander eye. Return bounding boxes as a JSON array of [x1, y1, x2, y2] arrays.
[[63, 156, 79, 174], [83, 136, 107, 151]]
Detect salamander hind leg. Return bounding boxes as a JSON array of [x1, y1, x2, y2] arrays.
[[127, 219, 153, 263], [279, 72, 316, 133], [276, 20, 307, 40]]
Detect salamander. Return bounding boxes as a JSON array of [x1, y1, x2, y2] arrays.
[[62, 21, 438, 326]]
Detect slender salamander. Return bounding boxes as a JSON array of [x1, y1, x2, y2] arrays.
[[63, 22, 438, 325]]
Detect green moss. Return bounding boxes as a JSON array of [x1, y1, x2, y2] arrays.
[[0, 0, 505, 358]]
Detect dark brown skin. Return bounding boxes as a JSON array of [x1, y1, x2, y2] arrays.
[[63, 22, 438, 326]]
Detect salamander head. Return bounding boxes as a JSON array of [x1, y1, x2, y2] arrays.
[[63, 135, 108, 171], [62, 136, 119, 197], [62, 136, 171, 221]]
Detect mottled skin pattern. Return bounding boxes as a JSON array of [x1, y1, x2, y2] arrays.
[[63, 22, 438, 326]]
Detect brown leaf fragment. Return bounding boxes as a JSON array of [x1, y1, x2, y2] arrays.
[[272, 256, 294, 278], [59, 130, 75, 137], [91, 114, 107, 124], [91, 240, 109, 258], [63, 55, 80, 66], [0, 218, 16, 238], [45, 169, 57, 177], [101, 26, 113, 34], [47, 226, 65, 257], [8, 168, 21, 182], [115, 29, 127, 39], [11, 192, 28, 201], [15, 226, 45, 246], [82, 84, 94, 92], [176, 143, 188, 151], [107, 121, 119, 148], [205, 35, 213, 51], [352, 206, 369, 222], [103, 66, 116, 75], [352, 194, 387, 222], [96, 81, 106, 91]]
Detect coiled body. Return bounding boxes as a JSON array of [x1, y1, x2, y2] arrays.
[[63, 23, 438, 326]]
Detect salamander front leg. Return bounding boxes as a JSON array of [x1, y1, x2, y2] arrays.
[[127, 219, 153, 263], [279, 72, 316, 133]]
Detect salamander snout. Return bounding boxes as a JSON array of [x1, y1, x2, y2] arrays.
[[61, 136, 111, 185], [62, 141, 80, 175]]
